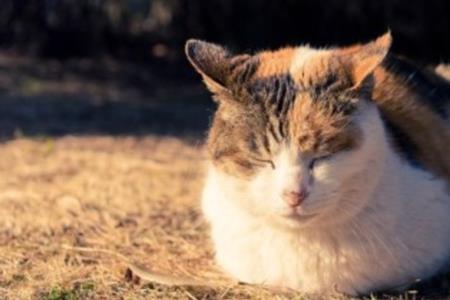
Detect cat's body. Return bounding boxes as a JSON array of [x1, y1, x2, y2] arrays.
[[186, 34, 450, 296]]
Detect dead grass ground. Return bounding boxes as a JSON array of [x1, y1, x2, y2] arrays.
[[0, 135, 352, 300], [0, 55, 449, 300], [0, 136, 219, 299]]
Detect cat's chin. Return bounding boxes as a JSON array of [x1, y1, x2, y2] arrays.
[[282, 211, 318, 221], [269, 210, 320, 229]]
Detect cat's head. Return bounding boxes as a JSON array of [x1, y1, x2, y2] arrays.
[[186, 33, 392, 228]]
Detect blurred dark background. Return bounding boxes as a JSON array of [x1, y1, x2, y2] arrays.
[[2, 0, 450, 66], [0, 0, 449, 139]]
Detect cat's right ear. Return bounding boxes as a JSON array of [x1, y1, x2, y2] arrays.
[[185, 39, 251, 94]]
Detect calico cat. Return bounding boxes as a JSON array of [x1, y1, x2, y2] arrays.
[[185, 33, 450, 296]]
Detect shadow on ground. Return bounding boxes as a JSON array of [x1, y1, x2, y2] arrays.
[[0, 53, 214, 141], [0, 92, 213, 140]]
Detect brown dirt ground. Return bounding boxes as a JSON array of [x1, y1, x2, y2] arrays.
[[0, 55, 449, 300]]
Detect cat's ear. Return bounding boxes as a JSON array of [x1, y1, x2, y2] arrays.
[[339, 32, 392, 89], [185, 39, 252, 94]]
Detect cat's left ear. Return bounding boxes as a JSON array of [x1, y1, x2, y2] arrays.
[[185, 39, 252, 94], [338, 32, 392, 89]]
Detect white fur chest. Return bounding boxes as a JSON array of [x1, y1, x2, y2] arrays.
[[202, 164, 450, 295]]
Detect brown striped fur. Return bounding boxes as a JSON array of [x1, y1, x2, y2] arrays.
[[289, 94, 361, 156]]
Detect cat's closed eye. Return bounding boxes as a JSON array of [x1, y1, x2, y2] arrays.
[[251, 157, 276, 169], [309, 155, 332, 169]]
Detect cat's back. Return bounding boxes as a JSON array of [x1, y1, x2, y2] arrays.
[[372, 57, 450, 183]]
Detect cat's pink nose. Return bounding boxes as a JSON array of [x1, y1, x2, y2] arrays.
[[283, 189, 309, 207]]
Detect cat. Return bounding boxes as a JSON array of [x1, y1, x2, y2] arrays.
[[185, 33, 450, 296]]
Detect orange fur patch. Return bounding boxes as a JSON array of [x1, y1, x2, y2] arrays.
[[255, 48, 296, 77], [289, 51, 339, 89]]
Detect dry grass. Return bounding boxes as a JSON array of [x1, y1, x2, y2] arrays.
[[0, 136, 334, 300], [0, 57, 449, 300]]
